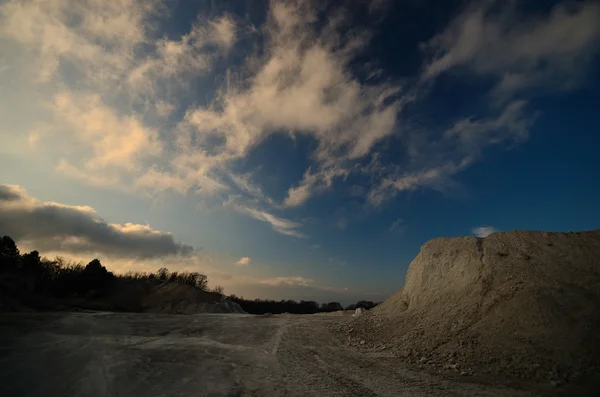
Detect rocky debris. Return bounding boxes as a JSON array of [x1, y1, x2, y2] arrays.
[[353, 307, 365, 317], [346, 230, 600, 385]]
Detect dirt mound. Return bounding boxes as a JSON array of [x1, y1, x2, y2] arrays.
[[107, 281, 245, 314], [350, 229, 600, 385]]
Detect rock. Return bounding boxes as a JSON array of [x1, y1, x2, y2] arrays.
[[360, 340, 365, 345], [353, 307, 366, 317]]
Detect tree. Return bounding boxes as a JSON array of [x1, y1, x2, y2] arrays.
[[158, 267, 169, 281], [356, 300, 375, 309], [193, 273, 208, 290], [212, 285, 224, 294], [21, 250, 41, 272], [81, 259, 114, 293], [0, 236, 20, 271], [0, 235, 19, 258]]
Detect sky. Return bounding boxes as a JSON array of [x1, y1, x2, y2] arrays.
[[1, 0, 599, 305]]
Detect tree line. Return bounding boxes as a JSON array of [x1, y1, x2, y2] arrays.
[[1, 235, 380, 314], [0, 235, 211, 300], [228, 296, 379, 315]]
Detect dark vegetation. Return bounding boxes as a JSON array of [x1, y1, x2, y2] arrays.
[[1, 235, 379, 314], [0, 235, 212, 312], [229, 298, 378, 315]]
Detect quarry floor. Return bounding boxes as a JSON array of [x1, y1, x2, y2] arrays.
[[0, 312, 559, 397]]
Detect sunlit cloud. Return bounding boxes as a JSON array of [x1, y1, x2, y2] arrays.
[[1, 0, 599, 240], [0, 184, 193, 259], [235, 257, 252, 267], [472, 226, 498, 238]]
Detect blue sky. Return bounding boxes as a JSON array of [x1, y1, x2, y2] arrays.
[[1, 0, 599, 304]]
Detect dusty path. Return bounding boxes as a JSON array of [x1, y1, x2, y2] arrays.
[[0, 312, 556, 396]]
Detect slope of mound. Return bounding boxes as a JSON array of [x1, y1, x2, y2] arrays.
[[107, 280, 245, 314], [0, 275, 245, 314], [350, 229, 600, 384]]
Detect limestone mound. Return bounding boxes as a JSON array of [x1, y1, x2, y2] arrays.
[[350, 229, 600, 384]]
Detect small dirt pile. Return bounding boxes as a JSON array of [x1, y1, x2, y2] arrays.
[[349, 230, 600, 384], [108, 281, 245, 314]]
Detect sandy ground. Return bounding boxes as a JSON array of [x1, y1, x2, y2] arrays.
[[0, 312, 550, 397]]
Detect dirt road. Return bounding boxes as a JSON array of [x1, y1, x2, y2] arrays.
[[0, 312, 559, 396]]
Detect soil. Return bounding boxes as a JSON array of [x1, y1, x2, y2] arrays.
[[0, 312, 566, 397]]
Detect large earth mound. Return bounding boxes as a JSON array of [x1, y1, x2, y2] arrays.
[[349, 229, 600, 384]]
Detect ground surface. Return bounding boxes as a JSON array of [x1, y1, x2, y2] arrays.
[[0, 312, 567, 397]]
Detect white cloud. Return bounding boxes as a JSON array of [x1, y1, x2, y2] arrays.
[[128, 15, 237, 95], [283, 165, 349, 208], [472, 226, 498, 238], [0, 0, 238, 199], [224, 196, 307, 238], [0, 0, 153, 84], [235, 257, 252, 266], [52, 91, 162, 171], [176, 1, 405, 208], [422, 1, 600, 95]]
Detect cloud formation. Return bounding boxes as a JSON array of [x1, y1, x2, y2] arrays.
[[472, 226, 498, 238], [171, 1, 404, 209], [2, 0, 600, 236], [422, 1, 600, 95], [0, 185, 193, 259], [224, 196, 307, 238]]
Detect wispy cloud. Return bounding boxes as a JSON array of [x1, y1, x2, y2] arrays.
[[422, 1, 600, 96], [128, 15, 236, 96], [223, 196, 307, 238], [389, 218, 404, 232], [368, 101, 535, 206], [472, 226, 498, 238]]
